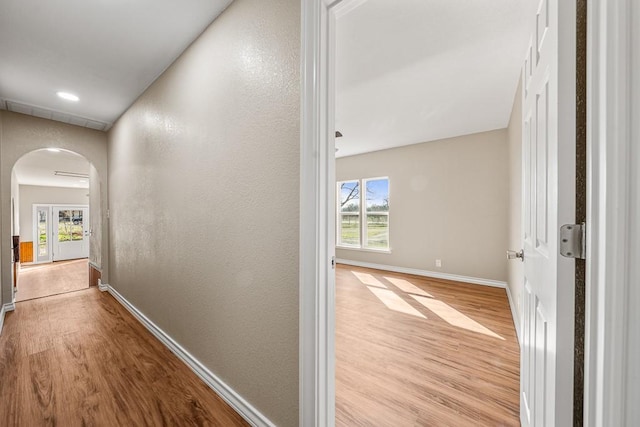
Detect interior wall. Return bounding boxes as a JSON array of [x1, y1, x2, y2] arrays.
[[18, 185, 89, 242], [336, 129, 509, 282], [11, 170, 19, 237], [89, 165, 102, 269], [10, 169, 18, 289], [0, 115, 3, 293], [107, 0, 299, 425], [0, 110, 108, 306], [507, 78, 523, 324]]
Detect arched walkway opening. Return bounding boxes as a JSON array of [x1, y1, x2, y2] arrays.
[[10, 148, 101, 302]]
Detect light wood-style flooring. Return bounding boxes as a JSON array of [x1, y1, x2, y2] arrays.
[[336, 264, 520, 426], [16, 259, 89, 302], [0, 288, 248, 426]]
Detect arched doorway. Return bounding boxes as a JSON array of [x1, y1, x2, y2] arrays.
[[11, 149, 96, 301], [0, 112, 109, 320]]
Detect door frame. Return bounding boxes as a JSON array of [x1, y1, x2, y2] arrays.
[[51, 204, 89, 262], [301, 0, 639, 425], [585, 0, 639, 425], [31, 204, 90, 264], [300, 0, 364, 425]]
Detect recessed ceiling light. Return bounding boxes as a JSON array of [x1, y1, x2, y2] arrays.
[[47, 148, 61, 152], [57, 91, 79, 102]]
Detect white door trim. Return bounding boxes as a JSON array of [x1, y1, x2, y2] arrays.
[[300, 1, 333, 425], [301, 0, 362, 425], [585, 0, 638, 425]]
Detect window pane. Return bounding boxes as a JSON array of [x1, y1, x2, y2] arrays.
[[58, 210, 84, 242], [365, 179, 389, 212], [365, 178, 389, 249], [71, 210, 84, 241], [338, 180, 361, 247], [340, 181, 360, 213], [38, 210, 47, 256], [340, 213, 360, 246], [366, 214, 388, 248]]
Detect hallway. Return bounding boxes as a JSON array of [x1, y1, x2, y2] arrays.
[[0, 288, 247, 425]]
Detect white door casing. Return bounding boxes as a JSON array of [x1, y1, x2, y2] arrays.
[[520, 0, 576, 426], [585, 0, 640, 425]]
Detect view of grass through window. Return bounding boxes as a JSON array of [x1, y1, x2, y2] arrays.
[[339, 180, 360, 246], [365, 178, 389, 248], [338, 177, 389, 250], [58, 210, 84, 242], [38, 210, 48, 256]]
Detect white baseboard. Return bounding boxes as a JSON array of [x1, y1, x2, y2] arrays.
[[97, 279, 108, 292], [505, 284, 521, 345], [336, 259, 507, 288], [0, 302, 16, 335], [104, 285, 275, 427]]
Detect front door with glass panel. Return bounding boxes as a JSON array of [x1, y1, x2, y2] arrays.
[[53, 206, 89, 261]]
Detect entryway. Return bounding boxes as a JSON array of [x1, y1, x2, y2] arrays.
[[35, 205, 90, 263], [12, 148, 95, 302]]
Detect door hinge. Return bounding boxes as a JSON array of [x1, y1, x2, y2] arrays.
[[331, 256, 336, 269], [560, 222, 586, 259]]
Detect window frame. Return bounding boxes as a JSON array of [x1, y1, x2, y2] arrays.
[[336, 176, 390, 252]]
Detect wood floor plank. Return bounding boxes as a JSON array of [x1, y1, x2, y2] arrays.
[[0, 288, 248, 426], [336, 264, 520, 426]]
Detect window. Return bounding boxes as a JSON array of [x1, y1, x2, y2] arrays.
[[58, 209, 84, 242], [337, 177, 389, 250]]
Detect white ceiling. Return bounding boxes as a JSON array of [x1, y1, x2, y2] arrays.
[[1, 0, 531, 160], [0, 0, 232, 130], [335, 0, 531, 157], [14, 149, 90, 189]]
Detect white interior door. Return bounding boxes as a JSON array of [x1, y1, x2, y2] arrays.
[[53, 206, 89, 261], [520, 0, 575, 426]]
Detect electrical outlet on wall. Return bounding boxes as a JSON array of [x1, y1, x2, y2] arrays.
[[435, 259, 442, 268]]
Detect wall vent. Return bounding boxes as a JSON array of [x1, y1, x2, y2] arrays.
[[0, 98, 111, 131]]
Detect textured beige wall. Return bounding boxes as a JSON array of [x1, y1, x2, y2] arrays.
[[507, 79, 523, 324], [336, 129, 509, 282], [107, 0, 299, 425], [88, 165, 102, 269], [18, 185, 90, 242], [0, 111, 108, 305], [11, 170, 19, 237], [0, 115, 3, 294]]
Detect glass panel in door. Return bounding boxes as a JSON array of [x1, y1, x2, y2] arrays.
[[53, 206, 89, 261], [58, 210, 84, 242], [36, 206, 51, 263]]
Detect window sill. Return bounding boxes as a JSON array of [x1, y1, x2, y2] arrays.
[[336, 245, 392, 254]]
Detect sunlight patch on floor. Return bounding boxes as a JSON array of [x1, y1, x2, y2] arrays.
[[410, 295, 504, 339], [353, 271, 387, 288], [384, 277, 432, 297], [367, 286, 426, 318]]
